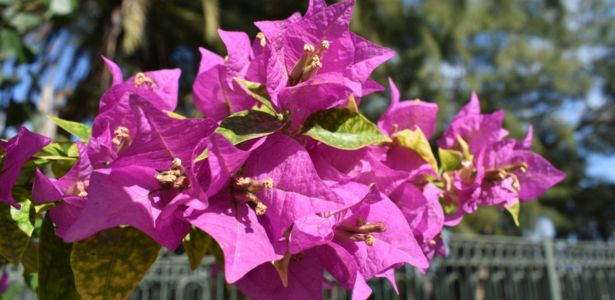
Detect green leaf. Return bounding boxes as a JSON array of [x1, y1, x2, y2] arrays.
[[0, 28, 33, 62], [165, 110, 187, 119], [457, 136, 473, 161], [194, 148, 209, 163], [67, 143, 80, 157], [392, 128, 438, 171], [438, 148, 463, 172], [9, 13, 42, 34], [183, 227, 213, 271], [10, 200, 34, 236], [42, 143, 66, 156], [216, 110, 285, 145], [49, 116, 91, 143], [505, 199, 521, 227], [303, 108, 390, 150], [234, 78, 277, 113], [440, 197, 459, 216], [48, 0, 77, 16], [0, 203, 32, 262], [70, 227, 160, 300], [32, 155, 77, 162], [38, 216, 80, 300], [21, 240, 39, 275], [346, 94, 359, 113]]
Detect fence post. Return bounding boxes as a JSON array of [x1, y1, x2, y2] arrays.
[[543, 239, 562, 300]]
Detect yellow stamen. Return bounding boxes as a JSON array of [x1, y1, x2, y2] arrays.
[[74, 180, 89, 197], [244, 192, 267, 215], [134, 72, 155, 89], [365, 234, 375, 246], [263, 178, 274, 189], [156, 158, 189, 189], [255, 202, 267, 216], [256, 32, 267, 47], [171, 158, 182, 169]]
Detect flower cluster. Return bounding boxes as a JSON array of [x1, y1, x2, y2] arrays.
[[0, 0, 565, 299]]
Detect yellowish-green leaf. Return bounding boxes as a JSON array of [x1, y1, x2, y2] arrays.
[[234, 78, 276, 113], [440, 197, 459, 216], [393, 128, 438, 171], [42, 143, 65, 156], [33, 155, 77, 161], [0, 203, 31, 262], [194, 148, 209, 163], [67, 143, 79, 157], [49, 116, 91, 143], [183, 227, 213, 270], [438, 148, 463, 172], [303, 108, 390, 150], [346, 94, 359, 113], [216, 110, 285, 145], [165, 110, 187, 119], [10, 200, 34, 236], [38, 216, 80, 300], [71, 227, 160, 300], [505, 199, 521, 227], [457, 136, 473, 161]]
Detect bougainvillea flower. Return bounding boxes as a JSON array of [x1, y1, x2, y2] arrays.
[[378, 78, 439, 138], [438, 95, 565, 223], [516, 125, 533, 150], [438, 92, 508, 153], [63, 97, 217, 249], [0, 270, 8, 295], [289, 186, 428, 298], [199, 133, 257, 198], [310, 144, 408, 196], [192, 31, 259, 121], [184, 189, 280, 283], [243, 133, 346, 240], [255, 0, 394, 97], [32, 142, 92, 238], [278, 73, 351, 131], [0, 127, 51, 208], [390, 183, 445, 261], [383, 141, 438, 182], [100, 56, 181, 113], [236, 242, 378, 300], [235, 247, 327, 300], [477, 138, 566, 203]]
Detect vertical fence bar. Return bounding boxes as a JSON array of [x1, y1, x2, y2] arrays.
[[543, 239, 562, 300]]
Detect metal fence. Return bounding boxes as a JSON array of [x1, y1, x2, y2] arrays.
[[5, 234, 615, 299], [131, 234, 615, 300]]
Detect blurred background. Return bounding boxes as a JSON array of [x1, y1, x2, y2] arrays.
[[1, 0, 615, 242]]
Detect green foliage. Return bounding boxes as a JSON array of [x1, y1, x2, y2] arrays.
[[70, 227, 160, 300], [216, 110, 285, 145], [48, 116, 91, 143], [392, 128, 438, 171], [183, 227, 213, 271], [303, 108, 390, 150], [38, 216, 80, 300], [48, 0, 78, 16], [234, 78, 278, 115], [0, 203, 33, 263], [438, 148, 463, 172], [505, 199, 521, 227]]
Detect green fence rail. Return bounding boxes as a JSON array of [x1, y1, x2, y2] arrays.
[[5, 233, 615, 299]]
